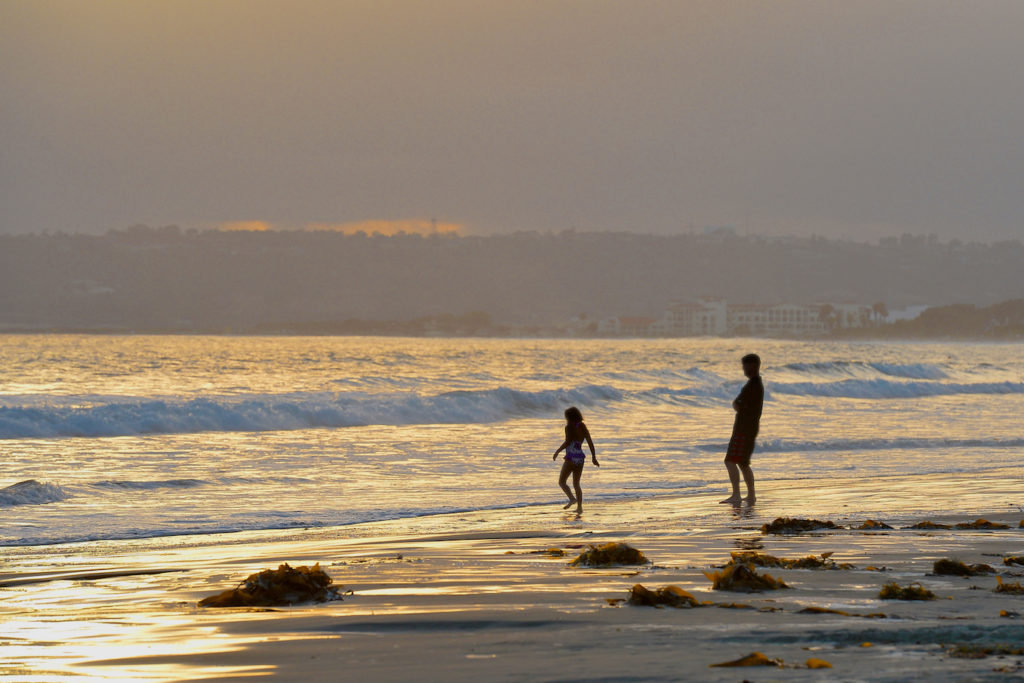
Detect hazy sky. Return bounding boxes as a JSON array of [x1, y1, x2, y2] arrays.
[[3, 1, 1024, 241]]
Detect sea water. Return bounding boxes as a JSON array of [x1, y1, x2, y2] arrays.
[[1, 335, 1023, 547]]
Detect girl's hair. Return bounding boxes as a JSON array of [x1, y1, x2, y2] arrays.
[[564, 406, 583, 423]]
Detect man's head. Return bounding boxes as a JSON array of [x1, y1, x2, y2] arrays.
[[741, 353, 761, 378]]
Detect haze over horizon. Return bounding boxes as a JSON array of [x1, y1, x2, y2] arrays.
[[3, 1, 1024, 242]]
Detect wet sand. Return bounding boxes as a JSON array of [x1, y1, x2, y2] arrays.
[[4, 469, 1024, 682]]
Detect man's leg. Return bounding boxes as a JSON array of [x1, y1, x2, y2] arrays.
[[739, 463, 756, 503], [721, 459, 742, 503]]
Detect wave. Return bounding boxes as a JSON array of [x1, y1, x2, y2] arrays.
[[90, 478, 208, 490], [0, 479, 69, 507], [777, 361, 948, 380], [0, 385, 624, 439], [3, 374, 1021, 439], [697, 437, 1024, 454], [769, 379, 1024, 399]]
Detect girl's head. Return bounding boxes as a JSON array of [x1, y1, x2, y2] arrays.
[[564, 406, 583, 424]]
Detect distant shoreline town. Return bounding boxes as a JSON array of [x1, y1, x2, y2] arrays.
[[4, 297, 1023, 340], [2, 227, 1022, 339]]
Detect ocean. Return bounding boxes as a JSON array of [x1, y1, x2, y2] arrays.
[[2, 335, 1023, 548]]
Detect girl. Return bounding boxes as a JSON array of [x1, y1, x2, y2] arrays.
[[552, 406, 599, 512]]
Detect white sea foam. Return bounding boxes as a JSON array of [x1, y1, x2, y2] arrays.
[[0, 479, 69, 507], [770, 379, 1024, 399], [777, 361, 949, 379]]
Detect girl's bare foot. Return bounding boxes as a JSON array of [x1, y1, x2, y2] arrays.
[[575, 504, 583, 513], [719, 496, 742, 504], [744, 495, 756, 505], [563, 499, 577, 509]]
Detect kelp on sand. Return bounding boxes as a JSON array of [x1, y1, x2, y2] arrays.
[[570, 542, 649, 567], [932, 558, 995, 577], [199, 563, 343, 607], [728, 550, 853, 570], [760, 517, 842, 534], [626, 584, 700, 608], [710, 652, 831, 669], [879, 582, 936, 600], [704, 563, 789, 592]]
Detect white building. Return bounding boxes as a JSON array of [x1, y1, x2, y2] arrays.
[[661, 298, 727, 335], [728, 303, 827, 336], [660, 300, 871, 336]]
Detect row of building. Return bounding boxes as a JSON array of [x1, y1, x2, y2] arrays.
[[597, 299, 876, 337]]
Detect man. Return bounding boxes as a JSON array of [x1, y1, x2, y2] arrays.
[[720, 353, 763, 505]]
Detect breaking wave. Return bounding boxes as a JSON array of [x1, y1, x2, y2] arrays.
[[0, 385, 624, 439], [2, 374, 1021, 439], [769, 379, 1024, 399], [0, 479, 69, 507], [777, 361, 949, 380]]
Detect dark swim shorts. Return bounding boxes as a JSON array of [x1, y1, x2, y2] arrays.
[[725, 432, 755, 466]]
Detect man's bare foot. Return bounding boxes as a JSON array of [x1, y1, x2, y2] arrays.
[[744, 496, 756, 505], [563, 499, 577, 509], [575, 504, 583, 514], [719, 496, 742, 504]]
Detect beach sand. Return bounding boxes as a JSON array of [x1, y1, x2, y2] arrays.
[[4, 470, 1024, 682]]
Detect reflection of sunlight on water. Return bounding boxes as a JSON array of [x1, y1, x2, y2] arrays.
[[2, 612, 273, 681], [0, 566, 282, 681]]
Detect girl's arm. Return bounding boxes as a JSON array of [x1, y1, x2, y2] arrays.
[[583, 425, 599, 466], [553, 439, 569, 460]]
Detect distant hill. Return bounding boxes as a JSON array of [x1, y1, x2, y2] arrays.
[[1, 227, 1022, 332]]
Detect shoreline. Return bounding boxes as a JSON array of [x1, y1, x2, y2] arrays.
[[5, 464, 1023, 550], [5, 472, 1024, 681]]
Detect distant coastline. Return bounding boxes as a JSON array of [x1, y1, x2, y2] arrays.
[[2, 227, 1022, 337], [3, 296, 1022, 341]]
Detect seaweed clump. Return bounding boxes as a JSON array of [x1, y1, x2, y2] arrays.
[[198, 563, 342, 607], [855, 519, 893, 530], [627, 584, 700, 608], [1003, 556, 1024, 567], [570, 542, 649, 567], [948, 644, 1024, 659], [905, 521, 951, 530], [954, 518, 1010, 530], [709, 652, 831, 669], [933, 559, 995, 577], [710, 652, 782, 668], [704, 563, 789, 592], [729, 551, 853, 570], [760, 517, 842, 534], [879, 582, 936, 600], [994, 577, 1024, 595], [798, 606, 886, 619]]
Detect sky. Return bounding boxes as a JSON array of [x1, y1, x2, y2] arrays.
[[3, 0, 1024, 241]]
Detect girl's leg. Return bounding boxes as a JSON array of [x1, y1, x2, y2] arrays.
[[571, 464, 583, 511], [558, 460, 576, 506]]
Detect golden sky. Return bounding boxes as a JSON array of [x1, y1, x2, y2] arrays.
[[2, 1, 1024, 241]]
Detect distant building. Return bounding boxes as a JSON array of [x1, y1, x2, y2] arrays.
[[660, 299, 872, 336], [599, 300, 872, 337], [598, 315, 658, 336], [661, 298, 727, 335], [728, 303, 826, 336]]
